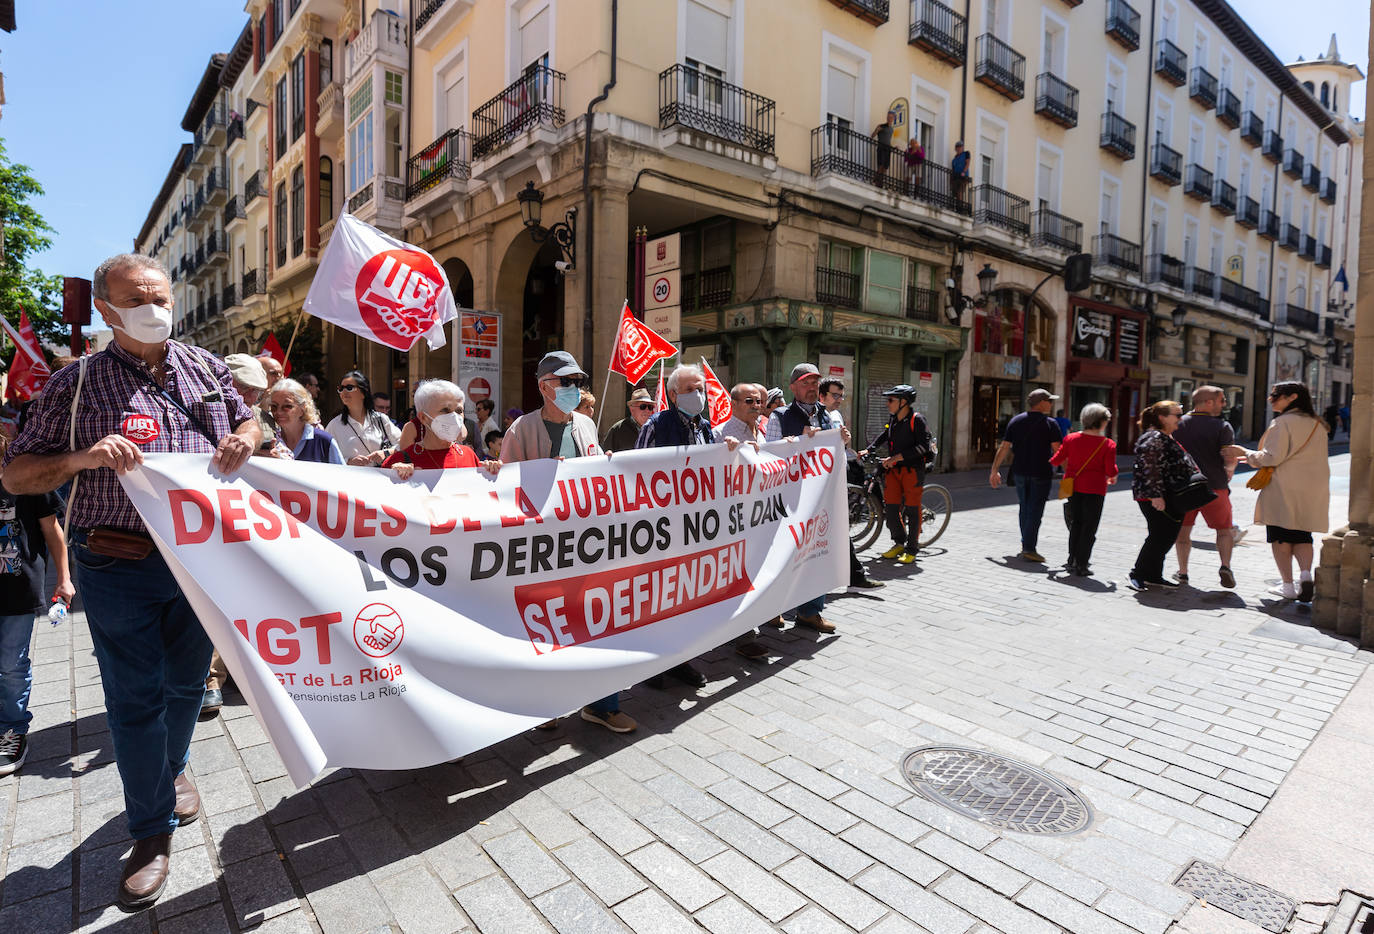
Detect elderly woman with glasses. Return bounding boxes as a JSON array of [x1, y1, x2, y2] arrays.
[[325, 370, 401, 467], [268, 379, 345, 465], [1127, 400, 1196, 591]]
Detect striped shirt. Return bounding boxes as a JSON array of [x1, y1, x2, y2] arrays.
[[5, 340, 253, 533]]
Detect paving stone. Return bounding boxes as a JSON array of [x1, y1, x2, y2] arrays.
[[773, 815, 875, 879], [155, 903, 234, 934], [706, 777, 792, 828], [482, 829, 570, 897], [839, 821, 946, 886], [645, 772, 725, 822], [4, 832, 74, 905], [299, 870, 391, 934], [425, 832, 499, 891], [239, 742, 289, 784], [701, 810, 798, 871], [775, 857, 887, 930], [1015, 882, 1138, 934], [779, 905, 864, 934], [626, 841, 725, 911], [766, 756, 850, 799], [10, 791, 75, 845], [1096, 891, 1176, 934], [0, 888, 72, 934], [635, 805, 726, 863], [551, 836, 646, 907], [700, 849, 808, 922], [196, 768, 256, 816], [223, 851, 298, 927], [932, 873, 1060, 934], [613, 889, 700, 934], [767, 783, 859, 834], [913, 829, 1030, 897], [693, 894, 782, 934], [187, 735, 240, 775], [275, 813, 353, 881], [77, 903, 152, 934], [533, 882, 629, 934], [315, 776, 382, 828], [376, 865, 470, 933]]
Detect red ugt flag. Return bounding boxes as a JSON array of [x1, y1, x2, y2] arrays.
[[654, 360, 669, 412], [608, 301, 677, 384], [2, 309, 52, 403], [260, 331, 292, 377], [700, 357, 731, 428]]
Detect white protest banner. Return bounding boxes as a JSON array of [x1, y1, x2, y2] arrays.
[[118, 436, 847, 785]]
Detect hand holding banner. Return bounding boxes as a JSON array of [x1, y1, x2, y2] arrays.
[[608, 301, 678, 384]]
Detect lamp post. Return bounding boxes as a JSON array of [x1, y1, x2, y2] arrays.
[[516, 180, 578, 269]]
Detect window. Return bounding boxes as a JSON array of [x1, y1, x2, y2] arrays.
[[1106, 59, 1126, 114], [385, 71, 404, 105], [1042, 14, 1066, 77], [274, 77, 288, 160], [290, 165, 304, 257], [349, 76, 372, 123], [1216, 139, 1228, 181], [437, 48, 467, 133], [1149, 202, 1167, 254], [291, 53, 306, 142], [319, 157, 333, 223], [1036, 146, 1060, 211], [1100, 176, 1120, 235], [275, 182, 287, 267], [319, 39, 333, 89], [983, 0, 1008, 39], [347, 111, 373, 193], [517, 3, 551, 77], [271, 0, 283, 43], [1183, 217, 1198, 266], [1160, 1, 1177, 43], [1239, 158, 1250, 198], [1188, 120, 1204, 166], [1210, 231, 1223, 274], [684, 0, 730, 78], [256, 15, 266, 63], [1257, 255, 1269, 297], [386, 111, 403, 178], [1154, 98, 1172, 145], [866, 250, 903, 316], [825, 51, 862, 129], [910, 82, 944, 158], [1193, 31, 1208, 71]]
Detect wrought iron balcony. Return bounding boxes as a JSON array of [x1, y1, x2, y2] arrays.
[[1300, 234, 1317, 259], [906, 285, 940, 322], [1155, 39, 1187, 86], [658, 64, 777, 154], [1093, 233, 1141, 273], [1034, 73, 1078, 128], [1190, 267, 1217, 299], [1285, 303, 1319, 331], [1216, 88, 1240, 127], [1320, 176, 1337, 203], [194, 244, 205, 269], [974, 33, 1025, 101], [810, 121, 971, 214], [1241, 112, 1263, 145], [1263, 130, 1283, 162], [244, 169, 264, 205], [204, 229, 227, 261], [1150, 142, 1182, 185], [242, 268, 266, 298], [406, 129, 471, 200], [226, 113, 245, 147], [825, 0, 889, 25], [1145, 253, 1186, 289], [1211, 178, 1236, 215], [1030, 208, 1082, 252], [1257, 298, 1271, 321], [1283, 148, 1304, 178], [221, 283, 239, 311], [1259, 209, 1280, 240], [1189, 67, 1218, 108], [680, 267, 733, 312], [1236, 196, 1260, 228], [1100, 111, 1136, 159], [223, 195, 245, 227], [1303, 163, 1321, 191], [908, 0, 966, 66], [472, 64, 565, 160], [816, 266, 861, 308], [1184, 163, 1213, 201], [1219, 278, 1263, 314], [973, 184, 1030, 236], [1282, 223, 1302, 251], [1105, 0, 1140, 50]]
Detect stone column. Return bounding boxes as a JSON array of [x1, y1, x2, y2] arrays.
[[570, 179, 631, 421], [304, 22, 322, 256]]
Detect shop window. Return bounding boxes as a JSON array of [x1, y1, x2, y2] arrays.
[[974, 291, 1025, 356], [865, 250, 903, 316]]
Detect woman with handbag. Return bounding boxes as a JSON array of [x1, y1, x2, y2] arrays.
[[1128, 400, 1202, 591], [1049, 403, 1118, 576], [1225, 381, 1330, 602]]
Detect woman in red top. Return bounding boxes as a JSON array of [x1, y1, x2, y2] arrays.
[[1048, 403, 1119, 575], [382, 380, 490, 479]]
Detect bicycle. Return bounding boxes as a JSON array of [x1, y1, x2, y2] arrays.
[[848, 448, 953, 551]]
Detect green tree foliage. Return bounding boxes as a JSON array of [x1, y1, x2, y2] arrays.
[[0, 138, 66, 354]]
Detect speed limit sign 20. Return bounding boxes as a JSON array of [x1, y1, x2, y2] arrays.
[[652, 277, 672, 304]]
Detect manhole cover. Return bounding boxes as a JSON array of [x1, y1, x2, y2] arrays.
[[1175, 861, 1296, 933], [899, 746, 1093, 835]]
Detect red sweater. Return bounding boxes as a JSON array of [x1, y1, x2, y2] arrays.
[[382, 443, 478, 471], [1048, 432, 1118, 496]]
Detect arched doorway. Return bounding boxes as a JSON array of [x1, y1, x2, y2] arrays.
[[442, 257, 474, 309], [494, 230, 565, 411]]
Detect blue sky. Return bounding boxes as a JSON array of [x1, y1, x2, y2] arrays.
[[2, 1, 1367, 331]]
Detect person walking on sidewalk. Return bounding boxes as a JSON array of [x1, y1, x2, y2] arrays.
[[1127, 401, 1195, 591], [1225, 381, 1331, 603], [1172, 386, 1240, 589], [1048, 403, 1117, 576], [989, 388, 1063, 562], [2, 253, 261, 910], [861, 385, 931, 565]]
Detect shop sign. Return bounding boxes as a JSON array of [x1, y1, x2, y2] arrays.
[[1119, 319, 1142, 366], [1071, 309, 1115, 360]]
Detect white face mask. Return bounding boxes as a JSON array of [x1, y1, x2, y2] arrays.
[[676, 389, 707, 417], [429, 411, 464, 443], [106, 301, 173, 343]]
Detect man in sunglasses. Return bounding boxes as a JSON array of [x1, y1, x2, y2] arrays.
[[721, 383, 766, 443], [501, 351, 602, 462], [602, 387, 655, 453]]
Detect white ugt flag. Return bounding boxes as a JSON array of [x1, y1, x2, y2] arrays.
[[303, 213, 457, 351]]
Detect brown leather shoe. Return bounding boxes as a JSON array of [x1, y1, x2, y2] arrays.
[[173, 772, 200, 825], [762, 616, 785, 629], [796, 614, 836, 634], [118, 833, 172, 911]]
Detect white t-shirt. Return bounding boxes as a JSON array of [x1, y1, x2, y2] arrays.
[[325, 411, 402, 463]]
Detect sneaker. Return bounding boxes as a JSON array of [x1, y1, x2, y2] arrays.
[[848, 577, 885, 590], [200, 688, 223, 717], [1298, 579, 1315, 603], [796, 614, 836, 633], [880, 544, 906, 559], [1219, 566, 1236, 589], [735, 640, 768, 661], [0, 729, 27, 776], [1231, 526, 1247, 545], [1172, 571, 1189, 584], [1127, 573, 1147, 592], [1151, 578, 1180, 589], [1020, 550, 1046, 563], [897, 553, 916, 565], [580, 707, 637, 733], [1269, 581, 1298, 599]]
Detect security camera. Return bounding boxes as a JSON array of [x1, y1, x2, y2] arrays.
[[554, 260, 573, 273]]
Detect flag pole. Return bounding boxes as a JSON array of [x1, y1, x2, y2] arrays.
[[283, 306, 309, 368], [596, 367, 613, 433]]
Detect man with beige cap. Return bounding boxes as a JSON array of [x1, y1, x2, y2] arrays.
[[602, 387, 656, 452]]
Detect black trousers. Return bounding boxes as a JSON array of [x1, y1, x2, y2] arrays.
[[1065, 493, 1104, 569], [1132, 500, 1183, 581]]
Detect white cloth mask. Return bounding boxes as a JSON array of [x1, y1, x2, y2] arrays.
[[108, 301, 173, 343], [429, 412, 464, 443]]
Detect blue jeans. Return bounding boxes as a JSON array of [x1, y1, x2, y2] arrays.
[[792, 594, 826, 619], [0, 612, 36, 735], [74, 539, 213, 840], [1014, 475, 1054, 552], [587, 693, 620, 715]]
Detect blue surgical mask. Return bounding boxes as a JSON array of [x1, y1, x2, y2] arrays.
[[554, 385, 582, 414]]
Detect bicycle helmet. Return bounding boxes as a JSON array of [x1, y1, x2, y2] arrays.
[[882, 384, 917, 403]]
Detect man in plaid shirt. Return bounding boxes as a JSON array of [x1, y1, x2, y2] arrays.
[[3, 253, 259, 911]]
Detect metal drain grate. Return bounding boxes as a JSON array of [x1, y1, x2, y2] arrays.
[[1174, 861, 1296, 933], [899, 746, 1093, 835]]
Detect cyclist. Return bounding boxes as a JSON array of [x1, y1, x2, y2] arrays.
[[860, 385, 931, 565]]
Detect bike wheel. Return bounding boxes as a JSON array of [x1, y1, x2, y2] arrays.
[[917, 484, 952, 548], [848, 484, 883, 552]]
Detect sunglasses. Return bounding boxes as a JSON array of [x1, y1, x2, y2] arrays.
[[735, 397, 761, 405], [337, 384, 360, 392], [633, 403, 655, 411], [543, 376, 586, 388]]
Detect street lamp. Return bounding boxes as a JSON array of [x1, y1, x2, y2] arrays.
[[976, 263, 998, 298], [944, 262, 998, 323], [1148, 304, 1188, 340], [516, 180, 577, 270]]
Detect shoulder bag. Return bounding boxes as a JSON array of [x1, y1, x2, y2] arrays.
[[1163, 438, 1216, 520], [1246, 420, 1322, 491]]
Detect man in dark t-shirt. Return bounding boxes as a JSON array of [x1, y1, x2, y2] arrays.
[[989, 388, 1063, 562], [1171, 385, 1239, 588]]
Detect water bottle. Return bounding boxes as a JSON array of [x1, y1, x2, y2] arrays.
[[47, 598, 69, 626]]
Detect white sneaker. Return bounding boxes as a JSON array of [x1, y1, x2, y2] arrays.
[[1268, 581, 1298, 599], [1231, 526, 1247, 545]]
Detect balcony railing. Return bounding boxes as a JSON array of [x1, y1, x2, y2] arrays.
[[405, 128, 471, 200], [244, 169, 265, 205], [680, 266, 733, 312], [1034, 73, 1078, 127], [1241, 112, 1263, 145], [472, 64, 565, 160], [974, 33, 1025, 101], [825, 0, 889, 25], [1216, 88, 1240, 127], [1283, 223, 1302, 251], [1189, 67, 1218, 108], [908, 0, 966, 65], [1301, 234, 1317, 260], [1093, 233, 1141, 273], [816, 266, 861, 308], [1184, 163, 1213, 200], [346, 9, 408, 81], [1145, 253, 1186, 289], [1100, 111, 1136, 159], [415, 0, 450, 31], [221, 283, 239, 311], [1155, 39, 1187, 85], [1237, 196, 1260, 228], [1283, 148, 1304, 178], [658, 64, 777, 154], [1259, 209, 1280, 240], [1150, 142, 1182, 185], [905, 286, 940, 322], [1031, 208, 1082, 252], [223, 195, 245, 227], [226, 113, 245, 147], [810, 122, 971, 214], [1303, 163, 1321, 191], [973, 184, 1030, 236], [1286, 304, 1319, 332], [1263, 130, 1283, 162], [1190, 267, 1217, 299], [1211, 178, 1236, 215], [242, 269, 266, 298], [1219, 278, 1263, 314], [1320, 176, 1337, 203], [347, 180, 374, 214], [1105, 0, 1141, 50], [1317, 244, 1332, 268], [205, 229, 226, 259]]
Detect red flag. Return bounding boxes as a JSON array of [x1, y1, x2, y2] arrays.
[[261, 332, 292, 377], [2, 310, 52, 403], [699, 357, 731, 428], [608, 301, 677, 384], [654, 360, 668, 412]]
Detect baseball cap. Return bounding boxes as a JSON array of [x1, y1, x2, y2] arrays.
[[224, 353, 268, 391], [1028, 388, 1060, 405], [536, 351, 587, 380], [790, 363, 821, 383], [628, 388, 653, 404]]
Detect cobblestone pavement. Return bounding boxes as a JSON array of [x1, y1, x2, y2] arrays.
[[0, 455, 1361, 934]]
